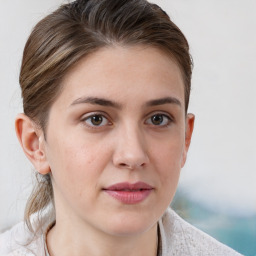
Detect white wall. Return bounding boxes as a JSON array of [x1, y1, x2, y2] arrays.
[[0, 0, 255, 231], [162, 0, 256, 216], [0, 0, 64, 231]]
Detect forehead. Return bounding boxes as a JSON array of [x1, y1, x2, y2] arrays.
[[57, 45, 185, 108]]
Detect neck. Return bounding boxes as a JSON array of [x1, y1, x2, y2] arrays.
[[47, 218, 158, 256]]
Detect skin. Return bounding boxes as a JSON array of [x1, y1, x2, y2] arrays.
[[16, 45, 194, 256]]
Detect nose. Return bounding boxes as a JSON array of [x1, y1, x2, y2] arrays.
[[112, 126, 149, 170]]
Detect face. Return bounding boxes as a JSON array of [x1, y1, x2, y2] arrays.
[[41, 46, 194, 236]]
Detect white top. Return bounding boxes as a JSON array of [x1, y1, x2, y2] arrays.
[[0, 208, 243, 256]]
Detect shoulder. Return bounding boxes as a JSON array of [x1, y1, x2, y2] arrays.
[[0, 214, 51, 256], [159, 208, 243, 256], [0, 222, 35, 256]]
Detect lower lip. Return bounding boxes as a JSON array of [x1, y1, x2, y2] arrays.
[[104, 190, 152, 204]]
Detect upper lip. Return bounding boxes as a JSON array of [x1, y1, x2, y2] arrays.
[[104, 182, 153, 191]]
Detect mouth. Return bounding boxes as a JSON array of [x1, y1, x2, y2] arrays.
[[103, 182, 153, 204]]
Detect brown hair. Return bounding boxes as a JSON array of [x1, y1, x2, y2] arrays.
[[20, 0, 193, 232]]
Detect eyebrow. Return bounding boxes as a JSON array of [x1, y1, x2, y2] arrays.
[[70, 96, 181, 108], [70, 97, 122, 109], [145, 97, 181, 107]]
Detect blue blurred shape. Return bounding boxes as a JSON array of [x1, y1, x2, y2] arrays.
[[171, 190, 256, 256]]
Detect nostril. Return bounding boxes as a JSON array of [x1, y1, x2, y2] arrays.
[[118, 162, 146, 169], [119, 162, 134, 169]]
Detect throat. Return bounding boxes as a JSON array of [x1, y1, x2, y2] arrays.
[[45, 221, 160, 256]]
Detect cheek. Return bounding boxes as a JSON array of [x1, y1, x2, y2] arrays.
[[47, 136, 111, 196], [151, 135, 184, 182], [148, 134, 184, 208]]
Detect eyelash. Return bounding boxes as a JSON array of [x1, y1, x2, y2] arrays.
[[81, 113, 112, 129], [145, 113, 173, 127], [81, 112, 173, 129]]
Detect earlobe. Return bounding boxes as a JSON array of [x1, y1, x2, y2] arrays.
[[15, 113, 50, 175], [181, 113, 195, 167]]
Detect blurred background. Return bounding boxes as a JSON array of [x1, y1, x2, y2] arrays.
[[0, 0, 255, 255]]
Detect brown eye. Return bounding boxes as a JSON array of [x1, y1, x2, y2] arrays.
[[83, 114, 109, 127], [145, 114, 171, 126], [151, 115, 164, 125], [91, 115, 103, 126]]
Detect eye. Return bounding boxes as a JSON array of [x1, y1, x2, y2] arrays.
[[82, 114, 110, 127], [145, 114, 172, 126]]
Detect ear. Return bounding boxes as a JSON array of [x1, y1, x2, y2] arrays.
[[15, 113, 50, 175], [181, 113, 195, 168]]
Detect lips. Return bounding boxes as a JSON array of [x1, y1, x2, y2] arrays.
[[103, 182, 153, 204]]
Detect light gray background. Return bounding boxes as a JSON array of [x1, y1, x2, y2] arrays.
[[1, 0, 255, 231]]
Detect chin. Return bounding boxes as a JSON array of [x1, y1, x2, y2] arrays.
[[102, 212, 158, 237]]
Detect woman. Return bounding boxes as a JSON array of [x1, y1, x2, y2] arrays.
[[0, 0, 242, 255]]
